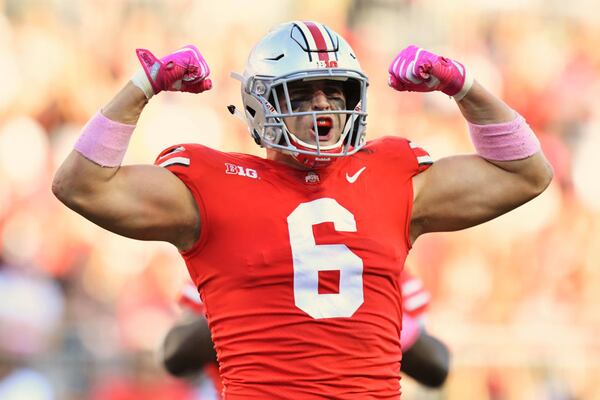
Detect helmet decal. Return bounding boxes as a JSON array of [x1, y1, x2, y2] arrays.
[[291, 21, 338, 63]]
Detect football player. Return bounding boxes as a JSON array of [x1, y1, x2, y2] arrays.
[[53, 20, 552, 398]]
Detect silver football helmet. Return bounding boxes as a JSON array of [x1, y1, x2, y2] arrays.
[[231, 21, 368, 168]]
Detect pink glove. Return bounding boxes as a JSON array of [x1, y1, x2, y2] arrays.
[[133, 45, 212, 97], [388, 45, 473, 100]]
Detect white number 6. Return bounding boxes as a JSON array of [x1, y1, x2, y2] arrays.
[[287, 198, 364, 319]]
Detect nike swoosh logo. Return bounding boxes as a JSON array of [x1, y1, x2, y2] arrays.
[[346, 166, 367, 183]]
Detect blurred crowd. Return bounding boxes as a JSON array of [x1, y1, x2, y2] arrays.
[[0, 0, 599, 399]]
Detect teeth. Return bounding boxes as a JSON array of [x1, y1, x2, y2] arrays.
[[317, 118, 332, 127]]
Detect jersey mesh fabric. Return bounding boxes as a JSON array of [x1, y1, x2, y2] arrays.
[[157, 136, 432, 399]]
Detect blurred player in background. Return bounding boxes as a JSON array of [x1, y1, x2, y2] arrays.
[[162, 270, 449, 398], [53, 20, 552, 398], [396, 272, 449, 389]]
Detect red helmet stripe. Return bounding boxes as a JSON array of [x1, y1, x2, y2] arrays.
[[303, 21, 330, 62]]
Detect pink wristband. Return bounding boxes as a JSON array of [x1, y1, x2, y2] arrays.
[[468, 114, 540, 161], [74, 112, 135, 167]]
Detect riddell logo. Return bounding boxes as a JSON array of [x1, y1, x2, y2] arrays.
[[225, 163, 258, 179]]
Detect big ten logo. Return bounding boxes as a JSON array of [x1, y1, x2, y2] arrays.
[[316, 60, 338, 68], [225, 163, 258, 179]]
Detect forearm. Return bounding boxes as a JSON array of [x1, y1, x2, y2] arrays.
[[102, 81, 148, 124], [54, 82, 146, 197], [53, 44, 208, 248], [397, 46, 554, 240], [54, 43, 210, 195], [456, 81, 553, 186], [401, 333, 450, 388], [162, 317, 217, 377], [455, 80, 514, 124]]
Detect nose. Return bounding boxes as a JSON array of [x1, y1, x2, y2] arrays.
[[311, 90, 330, 110]]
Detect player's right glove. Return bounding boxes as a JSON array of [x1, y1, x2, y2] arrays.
[[388, 45, 473, 101], [131, 45, 212, 99]]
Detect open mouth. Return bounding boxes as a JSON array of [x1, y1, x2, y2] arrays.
[[315, 117, 333, 141]]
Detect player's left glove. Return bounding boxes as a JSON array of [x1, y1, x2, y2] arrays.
[[132, 45, 212, 99], [388, 45, 473, 100]]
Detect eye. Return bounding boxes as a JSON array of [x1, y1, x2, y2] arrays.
[[325, 89, 346, 108], [289, 93, 310, 110], [324, 87, 345, 100], [325, 84, 343, 93], [290, 100, 304, 110]]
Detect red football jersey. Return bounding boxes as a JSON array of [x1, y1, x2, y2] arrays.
[[156, 137, 432, 399], [178, 269, 431, 399]]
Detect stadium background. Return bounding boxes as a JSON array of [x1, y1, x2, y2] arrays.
[[0, 0, 599, 398]]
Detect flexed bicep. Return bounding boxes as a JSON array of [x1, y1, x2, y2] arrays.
[[52, 42, 213, 250], [410, 152, 551, 243], [53, 150, 200, 250]]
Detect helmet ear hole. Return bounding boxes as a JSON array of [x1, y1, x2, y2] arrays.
[[246, 106, 257, 118]]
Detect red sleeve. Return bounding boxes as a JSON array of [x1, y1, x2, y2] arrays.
[[363, 136, 433, 177], [155, 144, 193, 173], [407, 140, 433, 174], [154, 144, 203, 204], [363, 137, 434, 250], [153, 144, 210, 282]]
